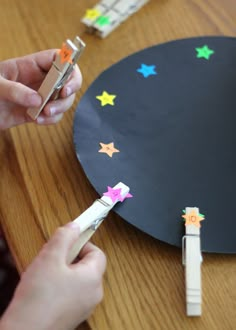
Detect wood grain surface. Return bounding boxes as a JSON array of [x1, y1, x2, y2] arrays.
[[0, 1, 235, 329]]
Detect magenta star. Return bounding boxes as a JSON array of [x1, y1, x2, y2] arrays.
[[103, 186, 123, 203], [120, 192, 133, 202]]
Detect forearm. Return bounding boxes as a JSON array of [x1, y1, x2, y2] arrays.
[[0, 303, 22, 330], [0, 300, 29, 330], [0, 300, 47, 330]]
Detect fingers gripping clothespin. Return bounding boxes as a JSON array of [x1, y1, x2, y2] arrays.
[[182, 207, 205, 316], [67, 182, 132, 264], [27, 36, 85, 120]]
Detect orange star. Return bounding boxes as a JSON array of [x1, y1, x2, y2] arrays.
[[99, 142, 120, 158], [182, 210, 205, 228], [58, 43, 73, 64]]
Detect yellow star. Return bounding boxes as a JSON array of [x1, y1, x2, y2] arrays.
[[96, 91, 116, 106], [84, 8, 101, 21], [99, 142, 120, 158], [182, 210, 205, 228], [58, 43, 73, 64]]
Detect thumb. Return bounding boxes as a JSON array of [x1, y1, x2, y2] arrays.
[[46, 222, 81, 261], [0, 75, 42, 107]]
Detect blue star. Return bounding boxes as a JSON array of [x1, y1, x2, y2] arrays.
[[137, 64, 157, 78]]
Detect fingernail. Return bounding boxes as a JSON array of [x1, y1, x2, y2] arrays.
[[50, 107, 56, 116], [30, 93, 41, 106], [36, 116, 44, 124], [65, 87, 72, 97]]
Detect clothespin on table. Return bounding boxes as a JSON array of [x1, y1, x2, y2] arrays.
[[81, 0, 150, 38], [182, 207, 205, 316], [27, 36, 85, 120], [67, 182, 131, 264]]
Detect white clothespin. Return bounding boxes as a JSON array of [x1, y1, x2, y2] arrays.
[[81, 0, 150, 38], [81, 0, 116, 31], [182, 207, 205, 316], [27, 36, 85, 120], [67, 182, 130, 264]]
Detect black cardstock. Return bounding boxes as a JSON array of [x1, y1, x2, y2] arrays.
[[73, 37, 236, 253]]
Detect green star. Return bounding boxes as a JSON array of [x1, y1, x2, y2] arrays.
[[182, 209, 204, 218], [195, 45, 215, 60], [96, 15, 110, 27]]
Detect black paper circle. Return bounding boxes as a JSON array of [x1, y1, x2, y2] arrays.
[[73, 36, 236, 253]]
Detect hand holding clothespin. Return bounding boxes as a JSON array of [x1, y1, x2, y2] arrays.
[[27, 36, 85, 120], [182, 207, 205, 316], [67, 182, 132, 264]]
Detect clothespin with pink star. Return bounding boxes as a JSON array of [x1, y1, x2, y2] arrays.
[[182, 207, 205, 317], [67, 182, 132, 264]]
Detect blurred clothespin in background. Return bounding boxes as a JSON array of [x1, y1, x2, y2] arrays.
[[81, 0, 150, 38]]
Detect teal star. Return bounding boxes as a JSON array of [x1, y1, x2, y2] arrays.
[[137, 64, 157, 78], [182, 209, 204, 218], [195, 45, 214, 60]]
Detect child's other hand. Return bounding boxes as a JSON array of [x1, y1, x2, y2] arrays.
[[0, 50, 82, 130], [0, 223, 106, 330]]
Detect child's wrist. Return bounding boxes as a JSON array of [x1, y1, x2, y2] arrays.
[[0, 311, 17, 330], [0, 300, 31, 330]]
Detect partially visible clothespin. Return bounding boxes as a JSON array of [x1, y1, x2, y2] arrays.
[[27, 36, 85, 120], [182, 207, 205, 316], [67, 182, 132, 264], [81, 0, 150, 38]]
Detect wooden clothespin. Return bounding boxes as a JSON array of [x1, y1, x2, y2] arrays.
[[27, 36, 85, 120], [67, 182, 131, 264], [81, 0, 150, 38], [182, 207, 205, 316]]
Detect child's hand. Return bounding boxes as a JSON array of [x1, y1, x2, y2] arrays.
[[0, 50, 82, 130], [0, 223, 106, 330]]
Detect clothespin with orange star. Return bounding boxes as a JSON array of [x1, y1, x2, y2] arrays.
[[182, 207, 205, 317], [27, 36, 85, 120]]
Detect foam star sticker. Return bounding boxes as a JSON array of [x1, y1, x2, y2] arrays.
[[99, 142, 120, 157], [58, 43, 73, 64], [182, 210, 205, 228], [103, 186, 123, 203], [120, 192, 133, 202], [137, 64, 157, 78], [195, 45, 214, 60], [96, 91, 116, 106], [96, 15, 110, 26], [84, 8, 101, 21]]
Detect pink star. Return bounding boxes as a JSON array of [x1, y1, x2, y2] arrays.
[[103, 186, 123, 203], [120, 192, 133, 202]]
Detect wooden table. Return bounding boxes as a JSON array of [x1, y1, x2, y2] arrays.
[[0, 1, 236, 329]]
